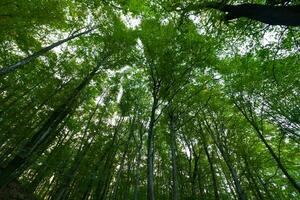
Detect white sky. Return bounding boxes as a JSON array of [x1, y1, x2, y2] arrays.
[[120, 13, 141, 29]]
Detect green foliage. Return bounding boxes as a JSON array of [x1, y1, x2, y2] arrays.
[[0, 0, 299, 200]]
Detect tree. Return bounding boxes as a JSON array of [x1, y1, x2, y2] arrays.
[[0, 56, 107, 187], [206, 3, 300, 26], [0, 27, 98, 76], [0, 0, 300, 199]]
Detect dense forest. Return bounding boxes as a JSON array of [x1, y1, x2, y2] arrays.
[[0, 0, 299, 199]]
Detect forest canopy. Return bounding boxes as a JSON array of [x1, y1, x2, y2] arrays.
[[0, 0, 300, 199]]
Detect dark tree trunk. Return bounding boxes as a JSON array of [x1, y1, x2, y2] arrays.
[[198, 122, 220, 200], [191, 153, 199, 199], [53, 144, 91, 200], [111, 117, 135, 199], [0, 60, 105, 187], [146, 78, 161, 200], [53, 94, 104, 199], [207, 3, 300, 26], [168, 103, 179, 200], [134, 124, 144, 200], [93, 118, 123, 200], [201, 136, 220, 200], [147, 93, 158, 200], [242, 156, 264, 200]]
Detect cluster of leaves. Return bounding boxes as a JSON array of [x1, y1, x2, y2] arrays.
[[0, 0, 299, 200]]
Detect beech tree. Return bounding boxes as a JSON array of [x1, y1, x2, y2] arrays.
[[0, 0, 299, 200], [185, 2, 300, 26]]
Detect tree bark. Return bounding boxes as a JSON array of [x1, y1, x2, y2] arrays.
[[218, 143, 248, 200], [93, 118, 123, 200], [111, 117, 135, 200], [200, 134, 220, 200], [242, 155, 264, 200], [203, 119, 248, 200], [234, 101, 300, 193], [0, 27, 97, 76], [168, 102, 179, 200], [0, 59, 105, 188], [147, 83, 159, 200], [191, 153, 199, 199], [134, 123, 144, 200], [53, 100, 102, 200], [206, 3, 300, 26]]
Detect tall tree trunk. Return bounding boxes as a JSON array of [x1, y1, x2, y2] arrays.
[[0, 59, 105, 188], [53, 131, 95, 199], [200, 132, 220, 200], [93, 118, 123, 200], [147, 82, 159, 200], [0, 79, 43, 115], [203, 119, 248, 200], [0, 27, 97, 75], [168, 102, 179, 200], [257, 173, 275, 200], [234, 101, 300, 193], [242, 155, 264, 200], [218, 143, 248, 200], [191, 153, 199, 199], [53, 95, 103, 200], [134, 123, 144, 200], [28, 129, 70, 193], [111, 117, 135, 199]]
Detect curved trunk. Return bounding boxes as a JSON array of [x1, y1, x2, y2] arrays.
[[205, 3, 300, 26]]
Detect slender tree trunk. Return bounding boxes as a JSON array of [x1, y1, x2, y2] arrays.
[[134, 123, 144, 200], [197, 166, 205, 198], [226, 175, 239, 200], [0, 79, 43, 114], [28, 129, 70, 192], [0, 59, 105, 188], [0, 27, 97, 75], [191, 154, 199, 199], [253, 123, 300, 193], [242, 156, 264, 200], [218, 143, 248, 200], [93, 119, 123, 200], [147, 97, 157, 200], [53, 139, 93, 200], [53, 97, 102, 200], [81, 178, 94, 200], [41, 176, 57, 200], [234, 102, 300, 193], [180, 133, 197, 199], [168, 103, 179, 200], [203, 119, 248, 200], [29, 131, 69, 193], [147, 82, 159, 200], [201, 134, 220, 200], [257, 173, 274, 200], [111, 117, 135, 199]]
